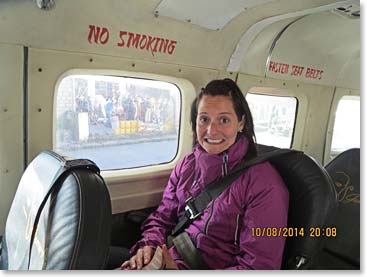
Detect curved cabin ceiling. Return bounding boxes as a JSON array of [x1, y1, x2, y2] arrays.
[[155, 0, 359, 89], [231, 0, 360, 89], [154, 0, 276, 30]]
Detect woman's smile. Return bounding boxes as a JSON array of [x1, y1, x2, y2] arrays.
[[204, 138, 225, 144]]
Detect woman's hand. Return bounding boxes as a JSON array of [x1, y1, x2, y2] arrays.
[[162, 244, 178, 270], [120, 245, 154, 270], [120, 244, 178, 270]]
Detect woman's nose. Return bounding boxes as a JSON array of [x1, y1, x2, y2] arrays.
[[207, 122, 219, 135]]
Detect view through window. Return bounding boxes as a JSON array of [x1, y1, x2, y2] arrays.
[[331, 95, 360, 153], [55, 75, 181, 170], [246, 93, 297, 148]]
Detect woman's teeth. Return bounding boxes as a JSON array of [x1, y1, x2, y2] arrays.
[[206, 138, 223, 144]]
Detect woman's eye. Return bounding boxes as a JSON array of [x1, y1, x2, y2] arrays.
[[199, 117, 209, 124], [220, 118, 230, 124]]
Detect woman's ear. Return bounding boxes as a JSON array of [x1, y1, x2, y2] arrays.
[[238, 115, 245, 132]]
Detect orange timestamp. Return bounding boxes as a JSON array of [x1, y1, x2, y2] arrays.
[[251, 227, 337, 237]]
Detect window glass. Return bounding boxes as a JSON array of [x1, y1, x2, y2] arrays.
[[331, 96, 360, 153], [246, 93, 297, 148], [55, 75, 181, 170]]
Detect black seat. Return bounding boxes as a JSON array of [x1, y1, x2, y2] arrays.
[[316, 148, 360, 269], [0, 151, 111, 270], [257, 145, 338, 269]]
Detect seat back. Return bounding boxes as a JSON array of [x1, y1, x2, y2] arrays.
[[322, 148, 360, 267], [257, 145, 338, 269], [0, 151, 111, 270]]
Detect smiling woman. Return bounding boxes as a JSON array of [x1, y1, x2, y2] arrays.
[[119, 79, 289, 270], [196, 95, 243, 154], [191, 79, 257, 158], [196, 95, 244, 154]]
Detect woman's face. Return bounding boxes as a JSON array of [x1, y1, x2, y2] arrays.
[[196, 95, 244, 154]]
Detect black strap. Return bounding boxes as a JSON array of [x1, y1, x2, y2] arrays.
[[171, 148, 296, 237], [171, 232, 209, 269], [27, 152, 99, 269]]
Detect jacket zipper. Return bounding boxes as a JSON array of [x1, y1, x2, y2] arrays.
[[204, 199, 216, 234], [221, 152, 228, 177], [191, 170, 199, 189], [234, 214, 240, 246], [204, 152, 229, 235]]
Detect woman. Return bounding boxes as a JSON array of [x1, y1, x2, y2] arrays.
[[121, 79, 289, 270]]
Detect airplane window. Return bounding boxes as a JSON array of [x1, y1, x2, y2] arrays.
[[331, 95, 360, 154], [246, 93, 297, 148], [55, 75, 181, 170]]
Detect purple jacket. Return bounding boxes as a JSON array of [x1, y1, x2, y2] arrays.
[[131, 136, 289, 269]]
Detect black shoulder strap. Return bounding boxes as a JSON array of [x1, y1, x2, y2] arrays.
[[27, 151, 99, 269], [171, 148, 297, 237]]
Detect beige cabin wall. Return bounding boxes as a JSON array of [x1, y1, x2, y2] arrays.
[[0, 43, 24, 235]]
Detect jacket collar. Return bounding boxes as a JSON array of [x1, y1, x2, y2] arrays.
[[193, 136, 249, 187]]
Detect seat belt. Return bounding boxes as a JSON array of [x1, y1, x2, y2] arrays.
[[170, 148, 297, 237], [27, 151, 99, 269], [167, 148, 298, 269]]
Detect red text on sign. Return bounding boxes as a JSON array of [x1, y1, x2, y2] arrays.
[[268, 60, 324, 80], [117, 31, 177, 56], [290, 65, 304, 77], [305, 67, 323, 80], [88, 25, 109, 45], [269, 61, 289, 74], [87, 25, 177, 56]]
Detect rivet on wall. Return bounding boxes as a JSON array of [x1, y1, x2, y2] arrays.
[[178, 69, 182, 73], [38, 68, 43, 72], [38, 108, 42, 112], [132, 63, 136, 67], [89, 58, 94, 63]]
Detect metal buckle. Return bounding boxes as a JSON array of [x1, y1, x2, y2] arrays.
[[184, 197, 201, 220]]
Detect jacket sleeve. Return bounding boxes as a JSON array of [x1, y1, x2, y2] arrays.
[[129, 156, 186, 254], [226, 162, 289, 269]]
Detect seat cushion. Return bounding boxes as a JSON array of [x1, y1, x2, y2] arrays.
[[0, 151, 111, 270], [323, 148, 360, 267]]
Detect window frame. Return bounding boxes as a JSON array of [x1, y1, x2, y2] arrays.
[[53, 69, 195, 182], [324, 88, 360, 164], [246, 92, 299, 148], [240, 85, 307, 151]]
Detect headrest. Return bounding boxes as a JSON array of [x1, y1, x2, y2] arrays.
[[326, 148, 360, 196], [0, 151, 111, 270], [324, 148, 360, 266], [257, 144, 337, 269]]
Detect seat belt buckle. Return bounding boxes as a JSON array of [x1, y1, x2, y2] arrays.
[[184, 197, 201, 220]]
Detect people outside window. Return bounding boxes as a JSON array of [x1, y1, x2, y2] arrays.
[[105, 97, 113, 127]]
